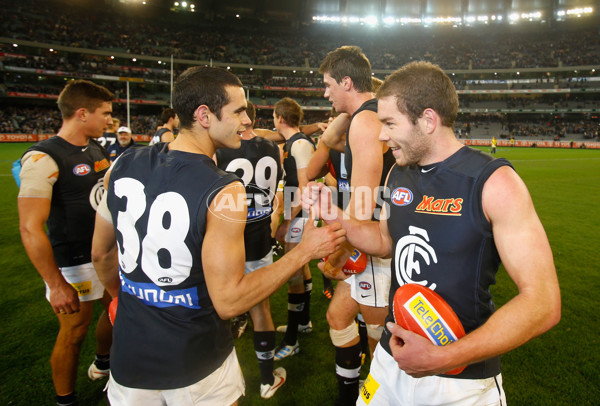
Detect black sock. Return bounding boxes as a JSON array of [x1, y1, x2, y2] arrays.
[[254, 331, 276, 385], [300, 278, 312, 325], [94, 353, 110, 370], [357, 316, 369, 361], [283, 293, 304, 345], [56, 392, 77, 406], [322, 274, 333, 291], [335, 343, 362, 406]]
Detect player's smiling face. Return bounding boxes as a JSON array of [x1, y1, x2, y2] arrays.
[[378, 96, 431, 167], [210, 86, 251, 149]]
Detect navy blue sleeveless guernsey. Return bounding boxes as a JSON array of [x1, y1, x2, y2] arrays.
[[381, 146, 513, 379], [24, 136, 110, 267], [216, 136, 283, 261], [107, 143, 239, 389]]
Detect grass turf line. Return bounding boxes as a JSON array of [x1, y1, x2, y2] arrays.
[[0, 143, 598, 405]]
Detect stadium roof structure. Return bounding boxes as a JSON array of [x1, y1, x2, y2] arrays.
[[156, 0, 599, 26]]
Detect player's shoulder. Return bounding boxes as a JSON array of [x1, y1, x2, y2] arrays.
[[349, 108, 380, 134]]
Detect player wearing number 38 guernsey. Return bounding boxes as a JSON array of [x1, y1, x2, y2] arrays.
[[91, 67, 345, 405]]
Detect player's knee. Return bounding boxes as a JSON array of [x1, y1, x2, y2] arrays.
[[366, 323, 383, 342], [59, 324, 90, 346], [329, 322, 359, 347]]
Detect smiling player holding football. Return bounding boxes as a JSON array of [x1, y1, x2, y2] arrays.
[[303, 61, 561, 406]]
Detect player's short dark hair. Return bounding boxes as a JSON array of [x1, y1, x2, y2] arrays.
[[377, 61, 458, 128], [274, 97, 303, 128], [319, 46, 373, 93], [159, 108, 177, 125], [173, 67, 243, 129], [57, 79, 114, 119]]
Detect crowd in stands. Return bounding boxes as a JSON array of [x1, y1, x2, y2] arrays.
[[455, 116, 599, 140], [1, 0, 599, 71], [2, 105, 597, 142], [0, 106, 61, 134]]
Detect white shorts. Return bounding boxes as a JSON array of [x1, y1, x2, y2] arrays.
[[347, 256, 391, 308], [358, 344, 506, 406], [108, 349, 245, 406], [245, 249, 273, 274], [45, 262, 105, 302], [285, 216, 314, 243]]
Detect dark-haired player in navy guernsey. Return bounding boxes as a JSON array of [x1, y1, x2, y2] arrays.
[[91, 67, 345, 405], [317, 46, 395, 406], [304, 61, 561, 406], [215, 101, 286, 399], [18, 79, 114, 406], [272, 97, 317, 361]]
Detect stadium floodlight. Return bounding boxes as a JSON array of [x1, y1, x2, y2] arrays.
[[174, 2, 179, 6], [348, 16, 359, 23], [509, 13, 520, 22], [400, 17, 421, 24], [383, 16, 396, 25], [364, 16, 378, 26]]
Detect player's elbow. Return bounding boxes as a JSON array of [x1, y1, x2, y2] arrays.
[[214, 303, 241, 321], [545, 290, 562, 331], [536, 284, 562, 334]]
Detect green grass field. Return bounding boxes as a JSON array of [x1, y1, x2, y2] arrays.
[[1, 143, 599, 405]]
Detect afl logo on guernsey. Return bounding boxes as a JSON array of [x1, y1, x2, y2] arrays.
[[391, 187, 413, 206], [73, 164, 91, 176]]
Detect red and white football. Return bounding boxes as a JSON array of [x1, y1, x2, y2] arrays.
[[392, 283, 466, 375], [342, 248, 367, 276], [108, 296, 118, 326]]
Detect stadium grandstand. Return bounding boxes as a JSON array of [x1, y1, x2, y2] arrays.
[[1, 0, 599, 147]]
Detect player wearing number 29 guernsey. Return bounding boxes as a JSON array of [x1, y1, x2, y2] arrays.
[[106, 143, 238, 389], [216, 135, 283, 261], [216, 100, 287, 398]]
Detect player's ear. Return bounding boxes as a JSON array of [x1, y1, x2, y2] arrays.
[[342, 76, 352, 90], [422, 108, 437, 135], [195, 105, 211, 128], [76, 107, 88, 122]]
